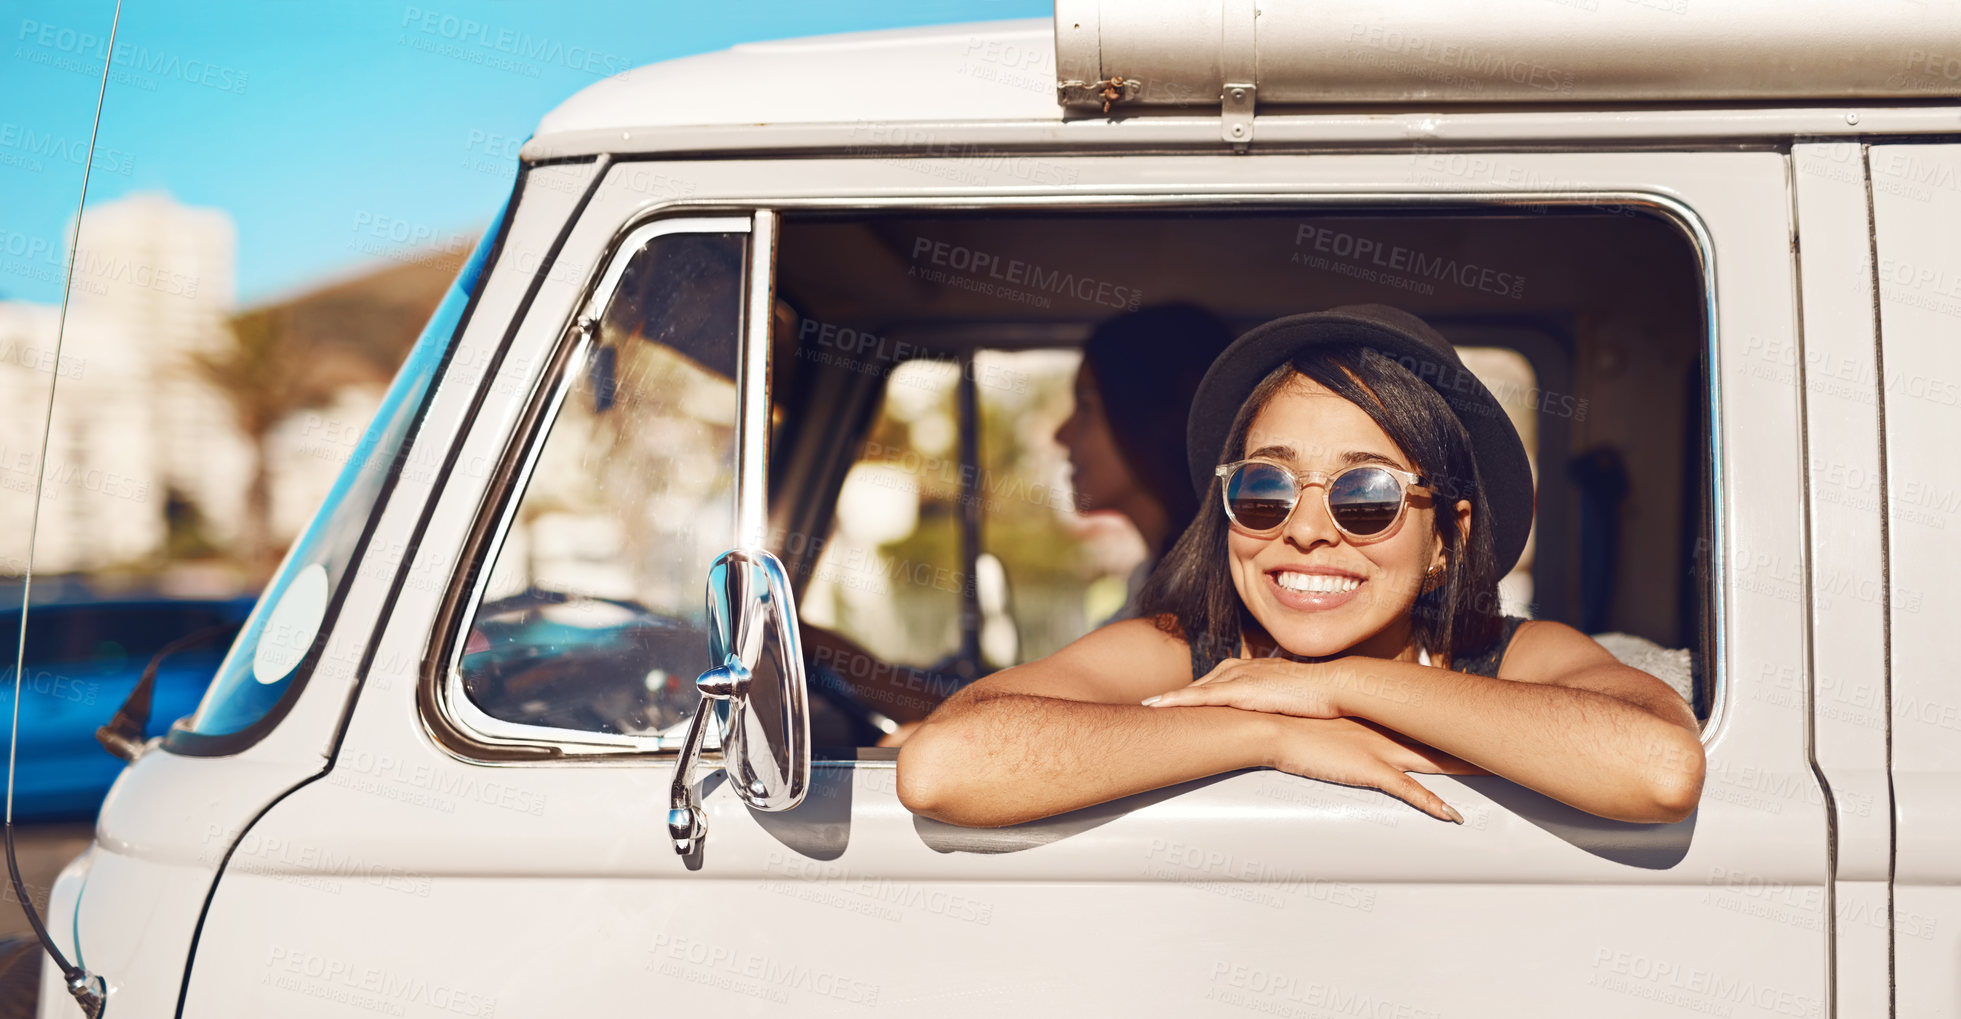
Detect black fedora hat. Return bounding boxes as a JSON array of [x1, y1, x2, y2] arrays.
[[1185, 305, 1535, 576]]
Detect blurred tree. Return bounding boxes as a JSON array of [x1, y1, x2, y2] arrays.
[[161, 486, 223, 561], [188, 307, 341, 579], [187, 248, 467, 580]]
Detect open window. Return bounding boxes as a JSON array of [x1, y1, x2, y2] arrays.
[[449, 217, 750, 750], [437, 201, 1712, 758], [768, 206, 1711, 746]]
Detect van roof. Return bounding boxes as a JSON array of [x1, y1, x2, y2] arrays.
[[529, 12, 1961, 157], [537, 21, 1061, 138]]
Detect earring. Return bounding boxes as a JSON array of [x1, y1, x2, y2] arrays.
[[1421, 561, 1446, 593]]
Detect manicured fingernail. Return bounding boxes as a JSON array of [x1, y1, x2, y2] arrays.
[[1445, 805, 1465, 824], [1141, 696, 1162, 706]]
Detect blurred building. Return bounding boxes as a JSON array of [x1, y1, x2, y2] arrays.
[[0, 300, 144, 577], [0, 191, 465, 593], [81, 193, 249, 562], [0, 192, 239, 582]]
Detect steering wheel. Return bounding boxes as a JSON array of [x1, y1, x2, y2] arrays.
[[463, 588, 890, 745]]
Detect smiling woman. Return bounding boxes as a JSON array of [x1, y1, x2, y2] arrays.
[[896, 305, 1705, 828], [1159, 308, 1516, 675]]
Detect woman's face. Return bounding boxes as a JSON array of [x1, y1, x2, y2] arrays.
[[1054, 363, 1139, 516], [1227, 374, 1461, 661]]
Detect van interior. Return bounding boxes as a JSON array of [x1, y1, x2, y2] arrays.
[[765, 206, 1712, 746]]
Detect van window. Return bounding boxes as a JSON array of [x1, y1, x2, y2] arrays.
[[790, 340, 1543, 695], [449, 204, 1711, 757], [771, 206, 1710, 743], [455, 229, 744, 739], [171, 203, 507, 749], [796, 348, 1142, 675]]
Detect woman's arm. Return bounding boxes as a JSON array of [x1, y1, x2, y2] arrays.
[[1339, 622, 1704, 823], [898, 618, 1249, 825], [1146, 621, 1706, 824], [897, 618, 1478, 827]]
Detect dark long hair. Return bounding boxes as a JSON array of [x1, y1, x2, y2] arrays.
[[1080, 303, 1234, 557], [1134, 344, 1503, 672]]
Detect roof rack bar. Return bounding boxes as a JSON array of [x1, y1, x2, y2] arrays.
[[1052, 0, 1961, 110]]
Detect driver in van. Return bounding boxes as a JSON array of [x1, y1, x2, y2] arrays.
[[896, 305, 1706, 826], [846, 303, 1235, 747], [1054, 302, 1235, 623]]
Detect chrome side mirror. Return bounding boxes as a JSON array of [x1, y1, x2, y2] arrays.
[[668, 548, 810, 854]]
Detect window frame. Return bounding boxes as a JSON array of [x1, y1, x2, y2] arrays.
[[423, 187, 1725, 762], [435, 213, 760, 756]]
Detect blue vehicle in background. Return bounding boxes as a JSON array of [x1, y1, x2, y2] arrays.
[[1, 597, 254, 820]]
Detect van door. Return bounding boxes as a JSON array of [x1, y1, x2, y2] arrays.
[[184, 151, 1827, 1019], [1869, 141, 1961, 1019]]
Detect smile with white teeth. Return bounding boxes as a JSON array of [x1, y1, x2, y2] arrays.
[[1274, 571, 1362, 594]]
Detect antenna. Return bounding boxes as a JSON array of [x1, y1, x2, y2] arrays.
[[6, 1, 124, 1014]]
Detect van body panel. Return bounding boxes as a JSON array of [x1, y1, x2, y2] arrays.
[[1872, 140, 1961, 1019], [1791, 141, 1892, 880], [28, 685, 350, 1018], [33, 849, 89, 1014], [1791, 139, 1896, 1019], [184, 874, 1810, 1017], [174, 149, 1831, 1017], [65, 847, 226, 1017], [37, 161, 602, 1019]]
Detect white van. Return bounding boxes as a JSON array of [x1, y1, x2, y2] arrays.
[[28, 3, 1961, 1016]]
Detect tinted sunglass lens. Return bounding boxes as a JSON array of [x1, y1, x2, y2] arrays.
[[1226, 463, 1296, 531], [1328, 467, 1405, 536]]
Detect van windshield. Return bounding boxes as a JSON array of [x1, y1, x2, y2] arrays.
[[170, 203, 507, 748]]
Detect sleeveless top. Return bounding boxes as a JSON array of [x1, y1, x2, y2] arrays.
[[1187, 615, 1529, 681]]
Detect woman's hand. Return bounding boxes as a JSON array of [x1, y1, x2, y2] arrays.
[[1147, 656, 1436, 720], [1260, 715, 1481, 824], [1144, 656, 1344, 717]]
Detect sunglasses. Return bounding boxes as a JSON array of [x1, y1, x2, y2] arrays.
[[1215, 458, 1432, 540]]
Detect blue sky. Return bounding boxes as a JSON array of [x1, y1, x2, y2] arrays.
[[1, 0, 1046, 306]]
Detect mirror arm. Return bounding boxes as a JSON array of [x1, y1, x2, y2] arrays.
[[667, 652, 750, 855], [666, 698, 714, 855]]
